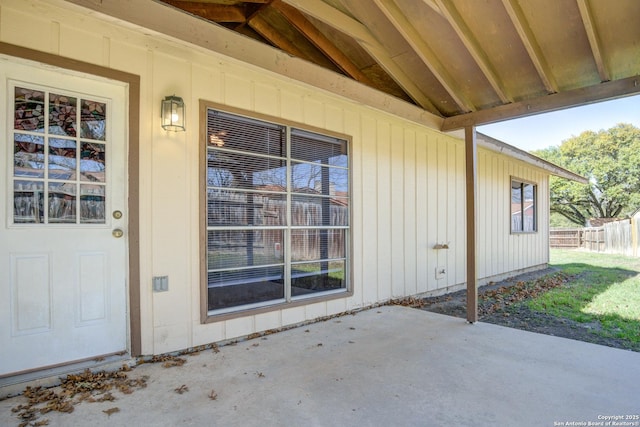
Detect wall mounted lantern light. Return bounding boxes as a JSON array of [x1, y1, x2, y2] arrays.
[[161, 95, 186, 132]]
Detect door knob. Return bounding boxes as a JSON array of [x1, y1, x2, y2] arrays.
[[112, 229, 124, 238]]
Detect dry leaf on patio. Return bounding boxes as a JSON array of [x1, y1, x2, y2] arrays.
[[174, 385, 189, 394], [102, 407, 120, 416]]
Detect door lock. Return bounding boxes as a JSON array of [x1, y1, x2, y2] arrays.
[[113, 210, 123, 219]]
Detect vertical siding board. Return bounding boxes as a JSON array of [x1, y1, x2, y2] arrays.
[[302, 96, 324, 128], [0, 7, 50, 50], [253, 82, 280, 117], [403, 130, 418, 296], [491, 155, 504, 274], [151, 53, 190, 343], [344, 110, 363, 308], [361, 116, 378, 305], [445, 139, 456, 287], [390, 125, 405, 298], [455, 142, 466, 285], [478, 151, 487, 279], [425, 136, 438, 291], [60, 26, 103, 65], [415, 134, 429, 293], [280, 90, 303, 122], [482, 151, 491, 278], [325, 104, 344, 134], [223, 73, 251, 110], [499, 157, 507, 274], [376, 121, 392, 301]]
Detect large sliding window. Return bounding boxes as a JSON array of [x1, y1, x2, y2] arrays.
[[204, 108, 349, 314], [511, 178, 536, 233]]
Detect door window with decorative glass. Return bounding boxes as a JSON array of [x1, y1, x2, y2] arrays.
[[12, 84, 107, 224], [205, 108, 350, 313]]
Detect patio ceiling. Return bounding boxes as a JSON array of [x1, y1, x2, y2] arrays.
[[156, 0, 640, 131]]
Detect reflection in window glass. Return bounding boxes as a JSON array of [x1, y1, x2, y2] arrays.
[[207, 190, 286, 227], [207, 229, 284, 270], [80, 185, 105, 224], [14, 181, 44, 223], [80, 143, 106, 182], [14, 87, 45, 132], [48, 182, 77, 223], [291, 260, 345, 297], [49, 93, 77, 137], [11, 85, 108, 225], [80, 99, 106, 141], [14, 134, 45, 178], [511, 179, 536, 233], [207, 151, 286, 189], [48, 138, 77, 180]]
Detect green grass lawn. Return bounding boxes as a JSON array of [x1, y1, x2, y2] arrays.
[[527, 249, 640, 346]]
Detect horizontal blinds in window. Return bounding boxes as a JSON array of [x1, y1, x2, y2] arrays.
[[207, 109, 285, 158]]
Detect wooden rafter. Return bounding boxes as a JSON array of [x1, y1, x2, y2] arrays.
[[435, 0, 511, 103], [162, 0, 246, 22], [373, 0, 475, 112], [576, 0, 610, 82], [441, 75, 640, 131], [501, 0, 558, 94], [282, 0, 440, 114], [248, 15, 310, 60], [167, 0, 268, 4], [271, 0, 372, 85]]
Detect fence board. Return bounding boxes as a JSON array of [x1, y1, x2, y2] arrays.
[[551, 219, 637, 256]]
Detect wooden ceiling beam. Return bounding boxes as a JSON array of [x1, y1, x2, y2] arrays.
[[247, 15, 309, 60], [501, 0, 558, 94], [162, 1, 246, 22], [282, 0, 440, 114], [576, 0, 610, 82], [441, 75, 640, 131], [271, 0, 372, 85], [435, 0, 511, 103], [373, 0, 475, 112]]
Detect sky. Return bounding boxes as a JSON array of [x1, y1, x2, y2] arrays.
[[477, 94, 640, 153]]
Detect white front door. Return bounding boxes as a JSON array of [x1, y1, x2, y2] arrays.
[[0, 58, 128, 376]]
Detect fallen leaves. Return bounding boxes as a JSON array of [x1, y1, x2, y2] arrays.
[[11, 365, 148, 427], [143, 354, 187, 368], [479, 273, 570, 316], [389, 297, 426, 308]]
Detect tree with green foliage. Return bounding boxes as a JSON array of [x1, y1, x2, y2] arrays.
[[532, 123, 640, 226]]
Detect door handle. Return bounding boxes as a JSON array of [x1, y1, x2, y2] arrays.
[[112, 229, 124, 238]]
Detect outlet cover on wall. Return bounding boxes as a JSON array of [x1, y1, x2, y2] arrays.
[[435, 267, 446, 280], [153, 276, 169, 292]]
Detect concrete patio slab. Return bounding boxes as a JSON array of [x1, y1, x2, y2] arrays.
[[1, 306, 639, 427]]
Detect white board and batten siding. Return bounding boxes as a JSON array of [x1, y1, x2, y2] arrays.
[[1, 0, 551, 356]]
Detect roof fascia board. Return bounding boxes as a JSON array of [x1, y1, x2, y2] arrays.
[[477, 133, 588, 184], [442, 75, 640, 131]]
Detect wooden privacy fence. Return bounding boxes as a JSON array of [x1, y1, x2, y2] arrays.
[[550, 214, 640, 256]]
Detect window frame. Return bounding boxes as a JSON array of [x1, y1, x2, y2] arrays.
[[510, 177, 537, 234], [199, 101, 353, 323]]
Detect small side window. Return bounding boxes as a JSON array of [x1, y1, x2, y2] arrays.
[[511, 179, 536, 233]]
